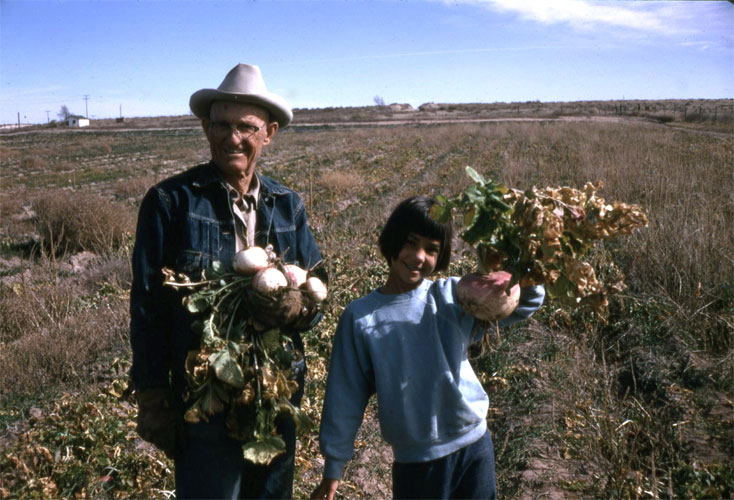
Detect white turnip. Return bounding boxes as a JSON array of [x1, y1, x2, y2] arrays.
[[304, 276, 328, 303], [283, 264, 308, 287], [252, 267, 288, 295], [233, 246, 270, 275], [456, 271, 520, 321]]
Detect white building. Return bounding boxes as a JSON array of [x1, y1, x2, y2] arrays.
[[67, 116, 90, 127]]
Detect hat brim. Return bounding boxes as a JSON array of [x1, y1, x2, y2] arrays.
[[189, 89, 293, 128]]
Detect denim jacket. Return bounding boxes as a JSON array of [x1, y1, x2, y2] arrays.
[[129, 161, 323, 394]]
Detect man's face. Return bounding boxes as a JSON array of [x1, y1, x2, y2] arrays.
[[202, 101, 278, 186]]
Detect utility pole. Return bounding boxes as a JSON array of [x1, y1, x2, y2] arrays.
[[45, 110, 51, 123], [84, 95, 90, 118]]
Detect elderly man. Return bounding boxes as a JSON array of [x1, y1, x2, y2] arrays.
[[129, 63, 324, 499]]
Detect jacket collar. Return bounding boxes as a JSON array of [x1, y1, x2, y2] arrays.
[[191, 161, 288, 197]]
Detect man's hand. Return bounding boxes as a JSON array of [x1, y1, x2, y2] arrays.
[[136, 388, 183, 460], [310, 478, 340, 500], [290, 290, 320, 330]]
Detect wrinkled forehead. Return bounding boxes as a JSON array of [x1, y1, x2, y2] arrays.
[[209, 101, 270, 122]]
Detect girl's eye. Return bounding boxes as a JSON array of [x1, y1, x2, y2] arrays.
[[405, 236, 419, 247]]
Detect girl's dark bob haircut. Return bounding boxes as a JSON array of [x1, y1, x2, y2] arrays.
[[378, 195, 453, 272]]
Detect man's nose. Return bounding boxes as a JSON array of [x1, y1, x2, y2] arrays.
[[224, 129, 242, 142]]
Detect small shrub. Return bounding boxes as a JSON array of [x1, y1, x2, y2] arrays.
[[0, 145, 21, 160], [20, 155, 44, 170], [317, 169, 364, 194], [79, 255, 132, 294], [0, 285, 75, 344], [0, 299, 128, 398], [0, 263, 80, 344], [110, 175, 156, 202], [32, 191, 136, 256]]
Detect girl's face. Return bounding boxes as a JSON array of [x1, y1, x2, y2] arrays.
[[382, 233, 441, 294]]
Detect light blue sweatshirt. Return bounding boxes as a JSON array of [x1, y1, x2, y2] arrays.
[[319, 277, 545, 479]]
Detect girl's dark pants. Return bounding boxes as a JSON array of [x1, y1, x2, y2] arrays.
[[392, 430, 497, 500]]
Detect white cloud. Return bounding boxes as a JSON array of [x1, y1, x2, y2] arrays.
[[461, 0, 672, 33]]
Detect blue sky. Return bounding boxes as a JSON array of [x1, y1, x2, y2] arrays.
[[1, 0, 732, 125]]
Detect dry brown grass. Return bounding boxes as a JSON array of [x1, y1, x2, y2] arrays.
[[32, 190, 136, 256], [0, 278, 78, 344], [110, 174, 157, 201], [316, 169, 365, 194], [0, 300, 128, 397], [0, 145, 20, 159], [0, 256, 130, 398]]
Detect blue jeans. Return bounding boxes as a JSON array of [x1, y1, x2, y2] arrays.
[[174, 367, 304, 499], [392, 430, 497, 500]]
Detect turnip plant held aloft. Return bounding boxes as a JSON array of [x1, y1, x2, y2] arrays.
[[432, 167, 648, 324], [162, 245, 327, 465]]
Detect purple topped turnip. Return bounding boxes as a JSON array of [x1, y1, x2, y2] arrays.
[[456, 271, 520, 321]]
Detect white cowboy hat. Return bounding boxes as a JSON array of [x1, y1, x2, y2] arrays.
[[189, 63, 293, 128]]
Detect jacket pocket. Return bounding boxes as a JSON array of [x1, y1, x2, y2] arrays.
[[174, 250, 203, 278]]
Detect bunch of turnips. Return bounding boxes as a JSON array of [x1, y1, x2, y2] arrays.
[[433, 167, 648, 324], [162, 245, 327, 465], [234, 246, 327, 303]]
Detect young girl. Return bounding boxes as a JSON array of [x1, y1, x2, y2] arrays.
[[310, 196, 545, 500]]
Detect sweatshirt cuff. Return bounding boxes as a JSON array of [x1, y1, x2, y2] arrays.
[[498, 284, 545, 328], [324, 457, 346, 480]]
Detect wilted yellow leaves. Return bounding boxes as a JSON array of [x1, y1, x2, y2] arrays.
[[563, 256, 602, 297], [447, 167, 648, 318]]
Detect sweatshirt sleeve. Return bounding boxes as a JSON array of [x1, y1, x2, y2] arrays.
[[498, 284, 545, 328], [319, 305, 375, 480]]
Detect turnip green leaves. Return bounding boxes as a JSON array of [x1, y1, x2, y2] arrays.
[[433, 166, 648, 320], [162, 261, 311, 465]]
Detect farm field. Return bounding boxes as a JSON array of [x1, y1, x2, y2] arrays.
[[0, 103, 732, 499]]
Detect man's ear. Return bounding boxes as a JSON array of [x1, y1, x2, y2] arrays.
[[262, 121, 279, 145], [201, 118, 211, 138]]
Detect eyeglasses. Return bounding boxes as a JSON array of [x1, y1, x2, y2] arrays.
[[208, 121, 262, 140]]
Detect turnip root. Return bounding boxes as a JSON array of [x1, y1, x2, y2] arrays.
[[233, 246, 270, 275], [304, 276, 328, 303], [252, 267, 288, 295], [283, 264, 308, 287], [457, 271, 520, 321]]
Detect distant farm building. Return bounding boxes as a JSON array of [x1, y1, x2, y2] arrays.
[[67, 116, 90, 127], [419, 102, 441, 111], [388, 103, 415, 112]]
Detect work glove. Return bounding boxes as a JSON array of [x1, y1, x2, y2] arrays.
[[136, 388, 184, 460]]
